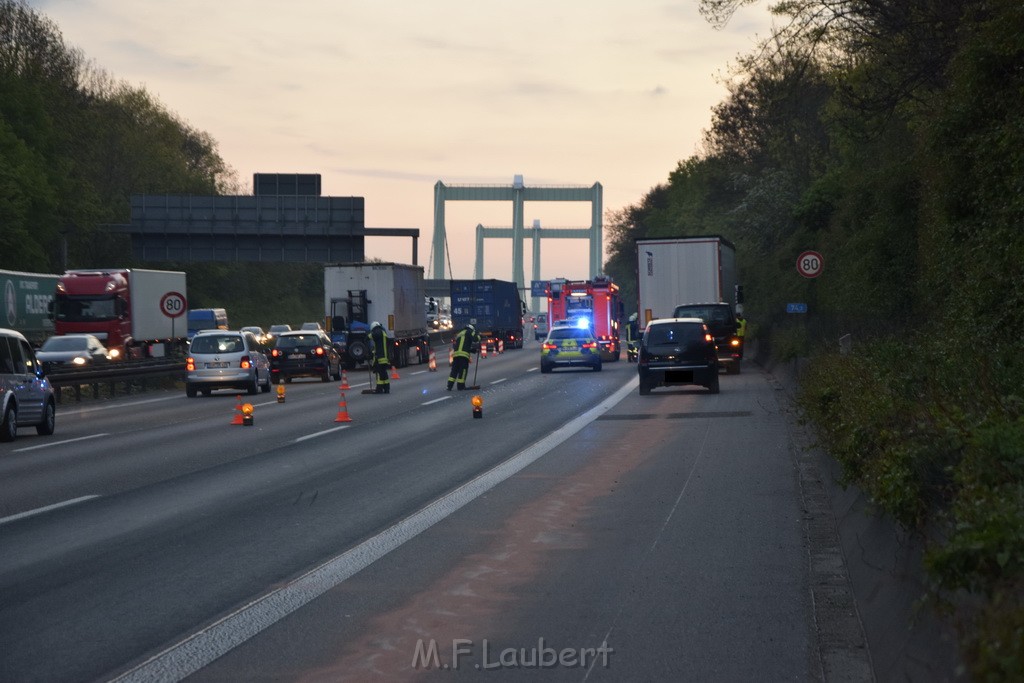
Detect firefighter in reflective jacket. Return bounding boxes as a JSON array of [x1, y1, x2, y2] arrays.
[[447, 324, 479, 390], [626, 313, 640, 362], [369, 321, 390, 394]]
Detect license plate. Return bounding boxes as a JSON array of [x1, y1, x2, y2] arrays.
[[561, 341, 578, 350], [288, 353, 305, 359], [206, 362, 229, 368]]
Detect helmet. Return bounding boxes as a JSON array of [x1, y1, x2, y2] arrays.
[[466, 324, 476, 333], [628, 313, 638, 322], [371, 321, 382, 330]]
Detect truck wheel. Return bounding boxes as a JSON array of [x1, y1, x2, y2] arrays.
[[1, 404, 17, 442], [36, 400, 55, 436], [348, 340, 369, 366]]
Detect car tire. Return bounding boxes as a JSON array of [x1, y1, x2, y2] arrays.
[[186, 385, 198, 398], [247, 378, 259, 395], [1, 403, 17, 442], [540, 363, 552, 374], [593, 361, 602, 372], [708, 374, 721, 394], [201, 388, 212, 396], [727, 361, 740, 375], [284, 377, 292, 384], [261, 373, 272, 393], [321, 370, 330, 383], [332, 364, 342, 381], [639, 379, 651, 396], [36, 400, 55, 436]]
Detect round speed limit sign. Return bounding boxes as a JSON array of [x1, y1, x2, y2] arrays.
[[160, 291, 187, 318], [797, 251, 824, 278]]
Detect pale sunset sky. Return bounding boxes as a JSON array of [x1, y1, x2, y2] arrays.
[[33, 0, 774, 281]]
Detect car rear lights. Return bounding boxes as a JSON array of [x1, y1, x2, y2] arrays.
[[186, 357, 195, 371], [315, 347, 325, 356], [582, 342, 598, 349], [240, 356, 251, 369], [542, 342, 557, 350], [271, 348, 281, 358]]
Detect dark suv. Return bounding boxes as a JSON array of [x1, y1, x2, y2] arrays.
[[638, 318, 719, 395], [671, 302, 742, 374]]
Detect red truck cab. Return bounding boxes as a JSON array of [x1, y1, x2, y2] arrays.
[[53, 270, 131, 358]]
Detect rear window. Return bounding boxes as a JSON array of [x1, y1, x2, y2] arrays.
[[672, 305, 733, 326], [547, 328, 592, 341], [644, 323, 705, 346], [275, 334, 320, 349], [190, 334, 244, 354]]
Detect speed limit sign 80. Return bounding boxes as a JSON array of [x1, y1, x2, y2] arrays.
[[797, 251, 824, 278], [160, 291, 187, 318]]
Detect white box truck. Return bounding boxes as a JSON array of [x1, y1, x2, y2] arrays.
[[635, 235, 736, 324], [323, 262, 430, 368]]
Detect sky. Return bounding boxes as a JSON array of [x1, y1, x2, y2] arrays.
[[33, 0, 774, 283]]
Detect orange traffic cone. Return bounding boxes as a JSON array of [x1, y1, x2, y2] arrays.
[[340, 369, 351, 390], [390, 365, 400, 380], [335, 390, 352, 422], [231, 395, 244, 425], [428, 351, 437, 371], [498, 340, 504, 353]]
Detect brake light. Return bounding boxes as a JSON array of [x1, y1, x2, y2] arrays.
[[315, 346, 325, 356], [240, 355, 251, 369], [705, 334, 713, 343], [582, 342, 597, 349], [271, 348, 281, 357], [542, 342, 557, 350], [186, 357, 195, 371], [730, 338, 741, 347]]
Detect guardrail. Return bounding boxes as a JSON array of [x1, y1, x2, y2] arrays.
[[47, 358, 184, 403]]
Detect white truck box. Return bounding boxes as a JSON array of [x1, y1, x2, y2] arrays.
[[323, 263, 427, 339], [636, 236, 736, 324], [128, 269, 188, 342]]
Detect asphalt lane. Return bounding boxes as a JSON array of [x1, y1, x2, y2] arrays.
[[189, 363, 815, 682]]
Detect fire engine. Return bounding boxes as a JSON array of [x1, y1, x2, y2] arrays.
[[546, 276, 622, 361]]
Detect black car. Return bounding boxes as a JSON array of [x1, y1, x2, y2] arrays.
[[270, 331, 342, 383], [638, 318, 719, 395], [671, 302, 742, 374]]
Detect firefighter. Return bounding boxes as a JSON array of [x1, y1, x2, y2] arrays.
[[626, 313, 640, 362], [447, 323, 479, 390], [369, 321, 390, 394]]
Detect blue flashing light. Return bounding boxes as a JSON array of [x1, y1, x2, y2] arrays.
[[576, 317, 590, 329]]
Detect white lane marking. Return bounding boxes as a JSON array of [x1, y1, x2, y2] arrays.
[[422, 396, 451, 406], [67, 396, 179, 414], [490, 378, 507, 385], [14, 433, 109, 453], [527, 366, 539, 372], [294, 425, 351, 443], [410, 370, 428, 376], [0, 495, 100, 526], [111, 377, 638, 683]]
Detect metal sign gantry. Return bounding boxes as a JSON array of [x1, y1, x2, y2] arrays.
[[431, 177, 603, 289]]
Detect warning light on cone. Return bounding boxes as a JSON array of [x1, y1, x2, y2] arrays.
[[471, 394, 483, 419], [276, 384, 286, 403], [241, 403, 254, 426]]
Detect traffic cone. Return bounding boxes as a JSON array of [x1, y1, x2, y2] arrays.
[[231, 395, 244, 425], [428, 351, 437, 371], [335, 390, 352, 422], [390, 365, 400, 380], [498, 339, 504, 354], [448, 348, 454, 365], [340, 369, 350, 390]]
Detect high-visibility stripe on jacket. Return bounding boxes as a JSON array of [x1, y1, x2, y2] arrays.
[[370, 327, 389, 364], [452, 327, 477, 359]]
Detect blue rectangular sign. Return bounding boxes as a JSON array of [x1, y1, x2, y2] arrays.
[[786, 303, 808, 313], [530, 280, 549, 298]]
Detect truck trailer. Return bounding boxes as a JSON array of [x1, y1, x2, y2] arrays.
[[450, 279, 524, 350], [635, 235, 736, 324], [1, 269, 60, 346], [324, 262, 431, 369], [52, 268, 188, 358]]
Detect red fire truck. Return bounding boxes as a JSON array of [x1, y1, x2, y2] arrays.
[[546, 276, 622, 361]]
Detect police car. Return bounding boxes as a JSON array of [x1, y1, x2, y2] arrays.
[[539, 319, 602, 373]]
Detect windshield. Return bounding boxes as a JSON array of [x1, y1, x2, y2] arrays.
[[41, 337, 90, 351], [54, 295, 118, 322], [275, 334, 320, 349], [672, 305, 732, 326]]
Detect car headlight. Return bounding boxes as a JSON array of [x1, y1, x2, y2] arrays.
[[73, 356, 87, 365]]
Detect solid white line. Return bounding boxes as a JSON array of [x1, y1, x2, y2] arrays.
[[490, 378, 507, 385], [527, 367, 539, 372], [14, 433, 109, 453], [111, 377, 638, 683], [421, 396, 451, 406], [294, 425, 351, 442], [410, 370, 427, 376], [0, 495, 100, 526]]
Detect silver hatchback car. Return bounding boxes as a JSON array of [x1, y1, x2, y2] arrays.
[[185, 330, 272, 397], [1, 328, 57, 442]]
